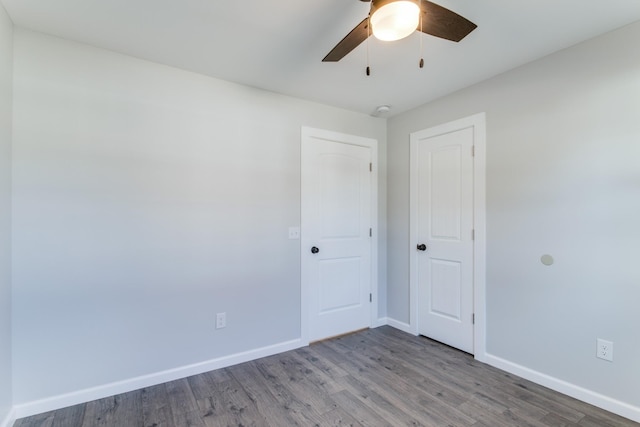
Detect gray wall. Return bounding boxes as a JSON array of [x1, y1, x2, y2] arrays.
[[11, 29, 386, 405], [387, 21, 640, 407], [0, 2, 13, 424]]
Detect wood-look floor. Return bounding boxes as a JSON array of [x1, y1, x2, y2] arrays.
[[15, 326, 639, 427]]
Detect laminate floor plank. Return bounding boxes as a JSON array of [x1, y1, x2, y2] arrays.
[[252, 358, 334, 425], [189, 368, 266, 425], [293, 346, 351, 379], [194, 378, 265, 427], [319, 406, 365, 426], [321, 338, 476, 427], [466, 390, 550, 426], [205, 367, 233, 384], [81, 390, 142, 427], [15, 326, 640, 427], [322, 345, 465, 426], [331, 389, 397, 427], [343, 333, 478, 409], [13, 411, 55, 427], [360, 331, 578, 424], [339, 374, 429, 426], [51, 403, 86, 427], [340, 331, 489, 400], [278, 352, 346, 395], [258, 353, 343, 409], [141, 383, 174, 427], [164, 378, 205, 427], [539, 412, 580, 427], [349, 351, 476, 427], [500, 408, 551, 427], [229, 361, 302, 426], [186, 372, 216, 402], [579, 415, 629, 427], [458, 400, 525, 427]]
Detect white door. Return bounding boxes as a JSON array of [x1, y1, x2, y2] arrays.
[[301, 127, 375, 342], [411, 123, 475, 353]]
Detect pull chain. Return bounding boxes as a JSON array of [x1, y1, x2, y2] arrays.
[[419, 0, 424, 68], [366, 8, 371, 76]]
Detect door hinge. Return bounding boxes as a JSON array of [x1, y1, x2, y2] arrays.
[[369, 293, 372, 303], [471, 145, 475, 157], [472, 313, 475, 325], [369, 228, 372, 237], [369, 162, 372, 172], [472, 229, 475, 241]]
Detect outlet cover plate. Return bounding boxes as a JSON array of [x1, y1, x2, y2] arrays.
[[288, 226, 300, 240], [596, 338, 613, 362], [216, 312, 226, 329]]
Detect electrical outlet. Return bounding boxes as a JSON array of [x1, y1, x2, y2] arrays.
[[216, 312, 226, 329], [596, 339, 613, 362]]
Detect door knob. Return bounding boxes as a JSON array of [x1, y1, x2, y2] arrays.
[[311, 246, 320, 254], [417, 244, 427, 252]]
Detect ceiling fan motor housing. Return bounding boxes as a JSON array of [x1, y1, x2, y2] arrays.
[[369, 0, 420, 17]]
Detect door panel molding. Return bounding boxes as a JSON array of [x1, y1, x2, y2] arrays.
[[301, 127, 378, 345], [409, 113, 486, 361]]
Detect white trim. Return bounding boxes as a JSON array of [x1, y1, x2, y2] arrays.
[[13, 338, 304, 419], [471, 114, 487, 362], [485, 353, 640, 423], [371, 317, 388, 328], [385, 317, 415, 335], [409, 113, 487, 361], [409, 133, 419, 336], [369, 133, 379, 336], [0, 408, 16, 427], [300, 126, 379, 344]]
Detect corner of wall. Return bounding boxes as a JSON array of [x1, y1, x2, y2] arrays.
[[0, 409, 16, 427], [0, 0, 13, 424]]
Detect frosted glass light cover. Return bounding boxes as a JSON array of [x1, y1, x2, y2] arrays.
[[371, 1, 420, 41]]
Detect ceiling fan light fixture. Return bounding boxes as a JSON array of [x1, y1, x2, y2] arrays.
[[370, 1, 420, 42]]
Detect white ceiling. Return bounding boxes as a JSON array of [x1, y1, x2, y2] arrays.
[[3, 0, 640, 116]]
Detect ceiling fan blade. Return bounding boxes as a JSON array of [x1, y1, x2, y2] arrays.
[[419, 1, 477, 42], [323, 18, 370, 62]]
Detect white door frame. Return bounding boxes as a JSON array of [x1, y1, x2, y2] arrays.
[[300, 126, 378, 345], [409, 113, 487, 361]]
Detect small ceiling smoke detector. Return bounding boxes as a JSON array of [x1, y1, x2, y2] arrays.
[[375, 105, 392, 115]]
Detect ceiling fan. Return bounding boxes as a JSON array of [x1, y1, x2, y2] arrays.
[[323, 0, 477, 62]]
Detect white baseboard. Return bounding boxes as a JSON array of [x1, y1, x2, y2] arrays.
[[371, 317, 388, 328], [485, 353, 640, 424], [385, 317, 415, 335], [0, 407, 16, 427], [13, 338, 305, 419]]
